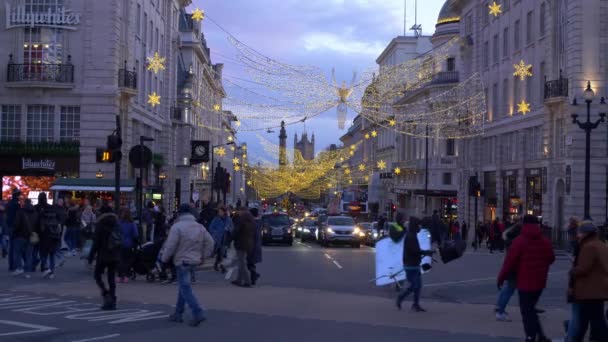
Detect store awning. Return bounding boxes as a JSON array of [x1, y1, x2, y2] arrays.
[[50, 178, 136, 192]]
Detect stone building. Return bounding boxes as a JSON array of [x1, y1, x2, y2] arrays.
[[294, 131, 315, 161], [452, 0, 608, 242]]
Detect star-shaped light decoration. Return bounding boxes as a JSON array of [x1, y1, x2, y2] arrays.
[[244, 163, 248, 167], [253, 170, 258, 174], [215, 146, 226, 157], [358, 164, 366, 171], [513, 60, 533, 81], [247, 180, 252, 186], [227, 136, 233, 142], [517, 100, 531, 114], [146, 52, 166, 74], [344, 168, 351, 175], [147, 92, 161, 107], [377, 160, 387, 170], [234, 120, 241, 127], [242, 145, 247, 151], [242, 154, 247, 159], [327, 183, 332, 188], [364, 176, 369, 182], [364, 133, 370, 140], [348, 179, 353, 184], [349, 150, 354, 156], [239, 187, 244, 192], [232, 157, 240, 165], [214, 104, 221, 112], [191, 8, 205, 21], [230, 146, 236, 151], [389, 119, 396, 127], [488, 1, 502, 17], [234, 165, 241, 171], [371, 130, 378, 138], [350, 145, 356, 150], [394, 167, 402, 175]]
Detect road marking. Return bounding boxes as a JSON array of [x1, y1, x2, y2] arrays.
[[0, 320, 57, 336], [332, 260, 343, 269], [324, 253, 332, 260], [71, 334, 121, 342], [306, 245, 312, 249], [425, 270, 568, 287]]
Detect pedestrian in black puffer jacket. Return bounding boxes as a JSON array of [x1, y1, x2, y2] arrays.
[[88, 213, 121, 310]]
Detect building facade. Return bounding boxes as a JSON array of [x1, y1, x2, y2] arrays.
[[453, 0, 608, 242], [0, 0, 237, 211], [294, 131, 315, 160]]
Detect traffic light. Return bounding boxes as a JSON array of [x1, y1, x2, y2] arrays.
[[391, 203, 397, 212], [96, 148, 114, 163], [106, 134, 123, 162]]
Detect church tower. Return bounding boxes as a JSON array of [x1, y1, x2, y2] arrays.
[[279, 121, 287, 166], [294, 131, 315, 160]]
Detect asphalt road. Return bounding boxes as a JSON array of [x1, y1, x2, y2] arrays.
[[0, 240, 572, 342]]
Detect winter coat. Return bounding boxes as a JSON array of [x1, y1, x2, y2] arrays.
[[404, 229, 422, 267], [208, 216, 228, 247], [502, 224, 522, 250], [161, 213, 214, 266], [88, 213, 121, 264], [119, 220, 138, 249], [66, 206, 80, 228], [233, 211, 255, 252], [6, 194, 20, 230], [13, 204, 36, 240], [198, 202, 216, 227], [34, 203, 62, 255], [497, 223, 555, 291], [247, 218, 263, 265], [389, 222, 406, 243], [571, 235, 608, 301]]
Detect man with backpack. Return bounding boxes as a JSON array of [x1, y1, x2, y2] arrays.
[[35, 192, 62, 279], [88, 212, 122, 310]]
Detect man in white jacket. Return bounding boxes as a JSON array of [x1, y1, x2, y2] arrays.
[[162, 204, 214, 326]]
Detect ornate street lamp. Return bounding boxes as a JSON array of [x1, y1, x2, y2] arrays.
[[572, 81, 606, 220], [95, 170, 104, 179]]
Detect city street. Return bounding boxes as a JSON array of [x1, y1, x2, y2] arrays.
[[0, 242, 573, 342]]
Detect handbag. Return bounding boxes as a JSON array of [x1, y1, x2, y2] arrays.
[[30, 232, 39, 245]]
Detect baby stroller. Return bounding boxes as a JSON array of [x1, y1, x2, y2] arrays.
[[131, 241, 166, 282]]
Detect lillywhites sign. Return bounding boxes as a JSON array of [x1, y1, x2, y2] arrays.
[[5, 2, 81, 30], [22, 158, 55, 170]]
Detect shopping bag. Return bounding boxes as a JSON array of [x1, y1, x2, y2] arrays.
[[439, 240, 466, 264], [81, 239, 93, 260]]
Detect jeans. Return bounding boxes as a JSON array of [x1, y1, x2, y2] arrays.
[[518, 290, 546, 340], [7, 236, 15, 271], [575, 300, 608, 342], [236, 250, 251, 285], [40, 252, 56, 273], [566, 303, 582, 341], [94, 261, 118, 297], [496, 277, 516, 314], [398, 267, 422, 306], [11, 237, 32, 272], [65, 226, 80, 251], [174, 264, 204, 319], [118, 247, 134, 278]]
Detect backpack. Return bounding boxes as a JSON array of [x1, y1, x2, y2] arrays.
[[106, 224, 123, 252], [42, 207, 61, 240]]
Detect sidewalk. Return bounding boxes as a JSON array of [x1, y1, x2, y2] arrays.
[[11, 276, 569, 340]]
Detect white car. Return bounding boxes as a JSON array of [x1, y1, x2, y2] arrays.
[[318, 216, 365, 248]]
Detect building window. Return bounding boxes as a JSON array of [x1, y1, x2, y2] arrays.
[[143, 13, 147, 46], [503, 78, 510, 117], [60, 106, 80, 141], [447, 57, 455, 72], [526, 76, 533, 109], [526, 11, 533, 44], [539, 61, 546, 104], [492, 83, 498, 120], [483, 41, 489, 69], [23, 27, 63, 65], [493, 34, 499, 63], [465, 13, 473, 35], [443, 173, 452, 185], [26, 105, 55, 142], [446, 139, 455, 156], [1, 105, 22, 141], [513, 76, 519, 105], [136, 4, 141, 36], [503, 27, 509, 57], [514, 20, 520, 50], [555, 118, 565, 158], [540, 3, 546, 36], [482, 1, 489, 26], [503, 0, 510, 11]]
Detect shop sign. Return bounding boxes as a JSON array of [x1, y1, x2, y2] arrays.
[[392, 188, 411, 195], [5, 3, 81, 30], [22, 158, 55, 171]]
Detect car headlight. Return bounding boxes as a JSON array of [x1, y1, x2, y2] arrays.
[[297, 227, 302, 231], [359, 232, 366, 237], [373, 232, 378, 238], [286, 228, 292, 234], [353, 227, 361, 234], [326, 228, 334, 234], [303, 228, 310, 233]]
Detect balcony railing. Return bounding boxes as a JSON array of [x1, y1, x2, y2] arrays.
[[544, 73, 568, 99], [118, 68, 137, 90], [7, 61, 74, 83], [431, 71, 459, 85]]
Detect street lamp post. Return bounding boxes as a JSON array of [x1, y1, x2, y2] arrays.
[[572, 81, 606, 220], [138, 135, 154, 223], [211, 141, 235, 203]]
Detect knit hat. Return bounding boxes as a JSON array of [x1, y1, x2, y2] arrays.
[[178, 204, 192, 214], [578, 220, 597, 234]]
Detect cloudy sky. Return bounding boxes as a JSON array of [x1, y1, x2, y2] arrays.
[[190, 0, 445, 163]]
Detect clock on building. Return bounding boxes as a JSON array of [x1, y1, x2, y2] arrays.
[[190, 140, 210, 164]]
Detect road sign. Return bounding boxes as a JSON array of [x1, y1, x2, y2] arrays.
[[129, 145, 152, 169]]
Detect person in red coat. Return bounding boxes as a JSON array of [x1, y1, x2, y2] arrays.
[[497, 215, 555, 342]]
